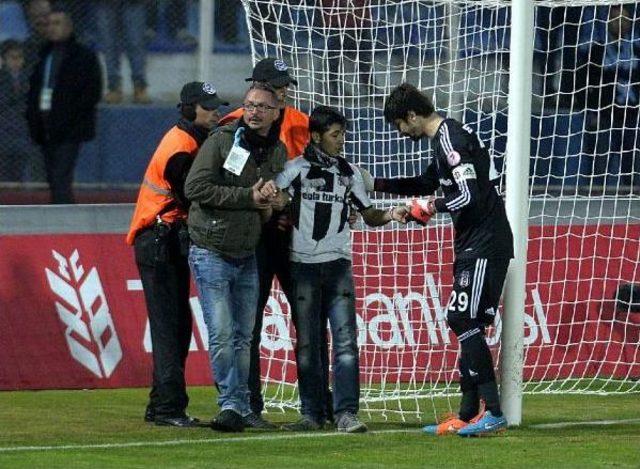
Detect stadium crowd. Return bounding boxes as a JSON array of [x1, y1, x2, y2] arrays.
[[0, 0, 246, 195], [0, 1, 639, 195]]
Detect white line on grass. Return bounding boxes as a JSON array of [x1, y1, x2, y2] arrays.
[[530, 418, 640, 429], [2, 418, 639, 453], [0, 429, 417, 453]]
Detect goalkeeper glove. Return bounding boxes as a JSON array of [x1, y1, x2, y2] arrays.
[[409, 198, 437, 226]]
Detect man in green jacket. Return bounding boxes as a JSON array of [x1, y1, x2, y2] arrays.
[[185, 82, 287, 432]]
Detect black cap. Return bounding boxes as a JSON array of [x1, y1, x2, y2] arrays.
[[245, 58, 298, 87], [179, 82, 229, 109]]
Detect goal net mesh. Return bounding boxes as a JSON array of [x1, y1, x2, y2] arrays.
[[240, 0, 640, 421]]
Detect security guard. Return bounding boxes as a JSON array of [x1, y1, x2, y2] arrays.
[[127, 82, 228, 427]]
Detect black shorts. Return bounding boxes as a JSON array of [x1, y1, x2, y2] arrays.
[[446, 257, 510, 332]]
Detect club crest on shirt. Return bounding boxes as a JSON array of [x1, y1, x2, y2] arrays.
[[459, 270, 470, 287]]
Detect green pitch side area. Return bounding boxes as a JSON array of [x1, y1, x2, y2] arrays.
[[1, 388, 638, 468]]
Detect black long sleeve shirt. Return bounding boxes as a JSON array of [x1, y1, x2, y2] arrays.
[[375, 118, 514, 260]]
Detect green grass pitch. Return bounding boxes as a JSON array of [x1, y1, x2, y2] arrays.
[[1, 387, 638, 468]]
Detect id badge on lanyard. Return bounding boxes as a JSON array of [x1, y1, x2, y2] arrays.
[[39, 55, 54, 111], [223, 127, 251, 176], [39, 88, 53, 111]]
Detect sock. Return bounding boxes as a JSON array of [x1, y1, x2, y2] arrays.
[[478, 381, 502, 417], [459, 333, 502, 417], [459, 386, 480, 422], [458, 357, 480, 421]]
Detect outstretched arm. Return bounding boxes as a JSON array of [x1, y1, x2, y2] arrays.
[[351, 165, 409, 226], [360, 205, 409, 227], [358, 163, 440, 196]]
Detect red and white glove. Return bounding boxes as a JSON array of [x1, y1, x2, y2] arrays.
[[409, 197, 437, 226]]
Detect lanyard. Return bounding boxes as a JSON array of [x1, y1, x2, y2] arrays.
[[43, 54, 53, 88]]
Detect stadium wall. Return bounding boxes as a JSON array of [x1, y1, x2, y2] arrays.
[[0, 202, 638, 390]]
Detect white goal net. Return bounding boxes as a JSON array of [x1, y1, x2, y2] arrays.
[[240, 0, 640, 421]]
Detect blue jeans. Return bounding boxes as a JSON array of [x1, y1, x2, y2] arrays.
[[290, 259, 360, 421], [96, 0, 147, 90], [189, 246, 258, 415]]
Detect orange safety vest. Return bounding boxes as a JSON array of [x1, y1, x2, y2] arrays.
[[219, 105, 309, 159], [126, 126, 199, 245]]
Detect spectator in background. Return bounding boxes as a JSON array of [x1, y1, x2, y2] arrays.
[[321, 0, 374, 97], [26, 8, 101, 203], [245, 1, 281, 47], [146, 0, 196, 49], [58, 0, 96, 46], [0, 40, 39, 182], [583, 4, 640, 193], [535, 6, 581, 106], [215, 0, 238, 44], [96, 0, 150, 104], [23, 0, 51, 78]]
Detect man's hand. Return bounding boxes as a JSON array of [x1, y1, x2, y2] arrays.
[[259, 179, 279, 199], [356, 166, 375, 192], [251, 178, 270, 208], [388, 205, 410, 224], [271, 192, 291, 211], [408, 197, 436, 225]]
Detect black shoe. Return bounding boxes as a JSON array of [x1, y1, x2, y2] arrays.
[[211, 409, 244, 432], [144, 407, 155, 423], [281, 416, 324, 431], [155, 415, 201, 427], [242, 412, 277, 429]]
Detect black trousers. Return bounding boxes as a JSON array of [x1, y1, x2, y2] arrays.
[[249, 224, 333, 416], [134, 224, 192, 419], [42, 141, 80, 204]]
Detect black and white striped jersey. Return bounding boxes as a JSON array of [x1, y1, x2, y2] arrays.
[[275, 155, 371, 263]]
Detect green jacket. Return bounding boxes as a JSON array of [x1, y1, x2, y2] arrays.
[[185, 122, 287, 258]]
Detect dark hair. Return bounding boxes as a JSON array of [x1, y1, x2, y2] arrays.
[[244, 81, 278, 104], [383, 83, 435, 123], [179, 103, 196, 121], [309, 106, 347, 135], [0, 39, 23, 60]]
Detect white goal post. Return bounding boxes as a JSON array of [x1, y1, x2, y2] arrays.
[[501, 0, 534, 426], [240, 0, 640, 425]]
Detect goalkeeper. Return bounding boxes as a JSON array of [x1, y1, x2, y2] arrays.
[[361, 83, 514, 436]]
